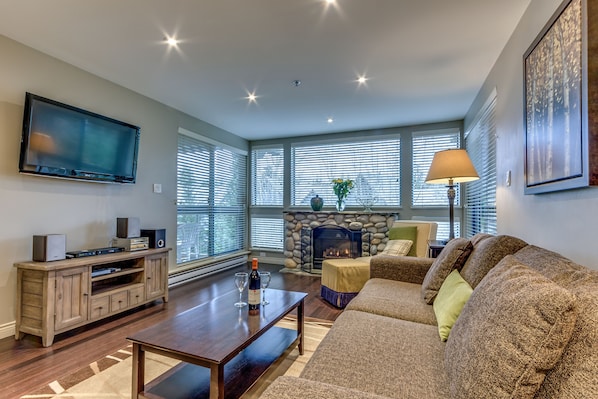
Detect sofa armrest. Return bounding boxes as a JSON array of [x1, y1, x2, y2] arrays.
[[370, 255, 433, 284], [260, 376, 390, 399]]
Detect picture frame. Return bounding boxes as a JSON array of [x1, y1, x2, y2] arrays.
[[523, 0, 587, 194]]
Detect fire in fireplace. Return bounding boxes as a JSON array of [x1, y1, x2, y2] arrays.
[[311, 225, 362, 270]]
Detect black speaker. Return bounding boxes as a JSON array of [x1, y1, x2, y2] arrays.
[[117, 217, 140, 238], [141, 229, 166, 248], [33, 234, 66, 262]]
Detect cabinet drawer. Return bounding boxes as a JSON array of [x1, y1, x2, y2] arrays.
[[129, 286, 145, 306], [110, 291, 129, 312], [90, 296, 110, 319]]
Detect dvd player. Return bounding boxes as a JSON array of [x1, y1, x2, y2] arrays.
[[66, 246, 124, 258]]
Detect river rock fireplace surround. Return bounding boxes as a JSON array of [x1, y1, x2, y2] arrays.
[[283, 211, 399, 274]]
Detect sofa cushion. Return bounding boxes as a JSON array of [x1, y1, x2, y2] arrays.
[[459, 234, 527, 288], [511, 244, 598, 398], [345, 278, 437, 325], [381, 239, 412, 256], [533, 279, 598, 399], [513, 244, 592, 284], [388, 226, 418, 256], [445, 255, 578, 399], [301, 310, 449, 399], [470, 232, 492, 246], [432, 269, 472, 342], [421, 237, 472, 304]]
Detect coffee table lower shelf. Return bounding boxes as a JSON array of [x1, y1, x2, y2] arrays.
[[138, 326, 298, 399]]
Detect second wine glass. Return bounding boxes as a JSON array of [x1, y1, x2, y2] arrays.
[[259, 271, 271, 305], [234, 272, 248, 307]]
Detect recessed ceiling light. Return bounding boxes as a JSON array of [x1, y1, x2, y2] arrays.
[[356, 75, 368, 85], [246, 92, 258, 103], [327, 117, 334, 124], [165, 36, 179, 46]]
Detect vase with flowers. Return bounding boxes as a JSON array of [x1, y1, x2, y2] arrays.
[[332, 178, 354, 212]]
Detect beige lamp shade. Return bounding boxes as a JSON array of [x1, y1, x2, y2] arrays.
[[425, 149, 479, 184]]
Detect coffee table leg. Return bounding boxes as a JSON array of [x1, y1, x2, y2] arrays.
[[210, 363, 224, 399], [298, 299, 305, 355], [131, 343, 145, 398]]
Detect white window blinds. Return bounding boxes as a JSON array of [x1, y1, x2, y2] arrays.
[[251, 146, 284, 206], [412, 130, 461, 207], [250, 217, 284, 250], [465, 97, 497, 237], [291, 138, 401, 207], [177, 132, 247, 264]]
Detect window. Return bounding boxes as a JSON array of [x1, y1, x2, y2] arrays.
[[465, 96, 497, 237], [177, 129, 247, 264], [291, 138, 401, 207], [412, 130, 461, 207], [251, 146, 284, 206], [412, 215, 460, 241], [250, 217, 284, 250]]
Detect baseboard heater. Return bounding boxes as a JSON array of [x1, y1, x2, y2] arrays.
[[168, 254, 248, 287]]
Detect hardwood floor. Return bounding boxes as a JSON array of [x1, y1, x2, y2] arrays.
[[0, 263, 341, 398]]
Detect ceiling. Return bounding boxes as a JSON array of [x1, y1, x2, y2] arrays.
[[0, 0, 531, 141]]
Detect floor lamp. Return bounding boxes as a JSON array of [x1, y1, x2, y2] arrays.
[[425, 149, 479, 241]]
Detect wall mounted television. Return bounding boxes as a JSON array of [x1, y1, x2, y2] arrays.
[[19, 92, 140, 184]]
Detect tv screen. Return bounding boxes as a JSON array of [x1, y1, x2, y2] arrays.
[[19, 93, 140, 184]]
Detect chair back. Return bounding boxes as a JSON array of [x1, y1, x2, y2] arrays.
[[391, 220, 438, 257]]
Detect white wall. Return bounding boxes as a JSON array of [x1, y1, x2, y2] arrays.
[[0, 35, 247, 333], [465, 0, 598, 269]]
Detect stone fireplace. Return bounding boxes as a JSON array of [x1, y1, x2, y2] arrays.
[[283, 211, 399, 273]]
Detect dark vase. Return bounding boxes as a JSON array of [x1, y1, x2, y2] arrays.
[[310, 195, 324, 211]]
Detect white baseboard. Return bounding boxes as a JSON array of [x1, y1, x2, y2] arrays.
[[0, 321, 15, 340]]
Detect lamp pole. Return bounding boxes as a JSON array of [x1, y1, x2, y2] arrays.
[[447, 178, 455, 241]]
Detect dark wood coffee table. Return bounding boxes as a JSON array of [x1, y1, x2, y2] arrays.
[[127, 288, 307, 399]]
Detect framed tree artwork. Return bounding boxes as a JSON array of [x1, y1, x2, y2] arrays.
[[524, 0, 588, 194]]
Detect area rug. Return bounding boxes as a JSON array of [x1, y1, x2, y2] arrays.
[[21, 317, 332, 399]]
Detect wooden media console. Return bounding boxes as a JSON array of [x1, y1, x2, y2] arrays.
[[14, 247, 170, 347]]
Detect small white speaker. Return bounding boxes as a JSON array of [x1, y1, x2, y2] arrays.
[[117, 217, 140, 238], [33, 234, 66, 262]]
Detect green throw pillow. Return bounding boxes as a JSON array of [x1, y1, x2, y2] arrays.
[[388, 226, 418, 256], [433, 269, 473, 341]]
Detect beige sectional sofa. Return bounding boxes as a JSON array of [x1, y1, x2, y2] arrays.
[[260, 234, 598, 399]]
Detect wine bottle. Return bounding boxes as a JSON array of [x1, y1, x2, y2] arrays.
[[248, 258, 261, 314]]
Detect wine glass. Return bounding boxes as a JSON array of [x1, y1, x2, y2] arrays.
[[259, 271, 271, 305], [234, 272, 248, 307]]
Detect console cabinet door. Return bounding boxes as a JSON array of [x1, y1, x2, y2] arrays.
[[145, 253, 168, 301], [55, 266, 90, 330]]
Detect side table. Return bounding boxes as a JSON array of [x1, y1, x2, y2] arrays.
[[428, 240, 446, 258]]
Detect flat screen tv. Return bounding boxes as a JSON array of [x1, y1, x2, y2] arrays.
[[19, 93, 140, 184]]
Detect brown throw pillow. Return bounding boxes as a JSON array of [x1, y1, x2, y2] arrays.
[[421, 238, 473, 304], [444, 256, 578, 399]]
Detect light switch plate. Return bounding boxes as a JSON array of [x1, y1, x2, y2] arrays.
[[153, 183, 162, 193]]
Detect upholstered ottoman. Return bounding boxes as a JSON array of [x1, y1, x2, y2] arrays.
[[321, 257, 371, 308]]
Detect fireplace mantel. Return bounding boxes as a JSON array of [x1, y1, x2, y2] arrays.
[[283, 211, 399, 271]]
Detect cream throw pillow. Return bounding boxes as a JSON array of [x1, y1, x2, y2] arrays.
[[381, 239, 413, 256], [444, 256, 578, 399]]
